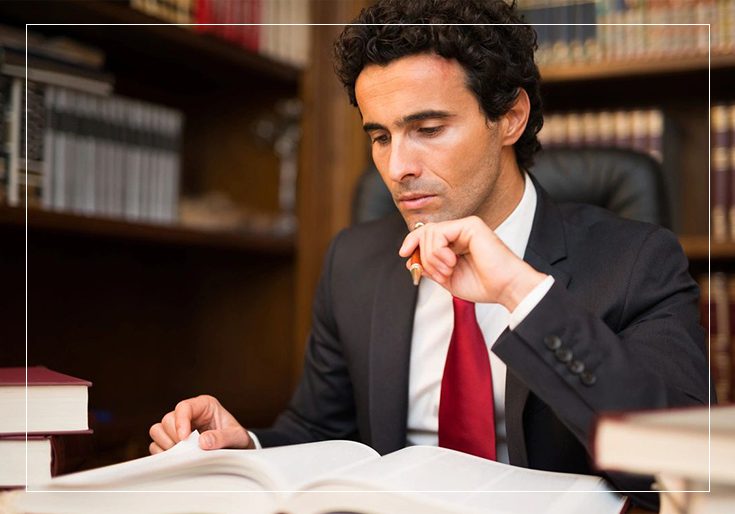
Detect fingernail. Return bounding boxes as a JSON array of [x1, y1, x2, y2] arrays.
[[201, 433, 214, 449]]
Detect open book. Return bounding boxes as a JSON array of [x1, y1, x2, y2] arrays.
[[9, 432, 626, 514]]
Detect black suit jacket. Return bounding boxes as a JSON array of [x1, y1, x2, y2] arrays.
[[254, 183, 709, 509]]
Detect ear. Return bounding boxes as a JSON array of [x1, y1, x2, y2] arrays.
[[500, 88, 530, 146]]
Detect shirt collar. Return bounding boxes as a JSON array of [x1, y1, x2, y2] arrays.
[[494, 173, 537, 260]]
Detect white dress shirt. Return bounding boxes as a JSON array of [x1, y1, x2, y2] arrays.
[[406, 174, 554, 462]]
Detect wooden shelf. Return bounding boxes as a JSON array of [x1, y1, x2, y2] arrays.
[[680, 235, 735, 260], [0, 206, 295, 255], [0, 0, 300, 88], [541, 53, 735, 83]]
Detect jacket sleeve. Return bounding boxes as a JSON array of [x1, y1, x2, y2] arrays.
[[493, 225, 709, 498]]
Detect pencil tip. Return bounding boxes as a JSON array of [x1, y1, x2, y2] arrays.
[[410, 267, 422, 286]]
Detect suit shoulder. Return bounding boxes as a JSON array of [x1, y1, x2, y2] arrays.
[[557, 202, 673, 245], [330, 213, 407, 261]]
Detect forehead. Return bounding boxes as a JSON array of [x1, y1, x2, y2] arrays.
[[355, 54, 475, 122]]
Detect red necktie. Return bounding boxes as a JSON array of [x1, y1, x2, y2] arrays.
[[438, 297, 496, 460]]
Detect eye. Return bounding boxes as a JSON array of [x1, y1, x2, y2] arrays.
[[418, 126, 443, 136], [371, 134, 390, 146]]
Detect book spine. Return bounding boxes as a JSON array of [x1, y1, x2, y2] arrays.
[[647, 109, 664, 163], [7, 77, 21, 206], [712, 273, 731, 403], [581, 111, 600, 146], [712, 104, 729, 242], [729, 103, 735, 242], [728, 275, 735, 403]]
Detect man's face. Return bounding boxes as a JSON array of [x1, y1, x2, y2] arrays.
[[355, 53, 516, 229]]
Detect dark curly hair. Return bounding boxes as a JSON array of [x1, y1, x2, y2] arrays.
[[333, 0, 543, 171]]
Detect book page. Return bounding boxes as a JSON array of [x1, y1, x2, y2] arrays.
[[235, 439, 381, 491], [303, 446, 625, 514], [35, 431, 264, 491], [40, 432, 379, 492], [14, 435, 380, 514]]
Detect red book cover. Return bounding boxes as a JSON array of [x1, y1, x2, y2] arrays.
[[194, 0, 212, 33], [247, 0, 262, 52], [0, 366, 92, 387]]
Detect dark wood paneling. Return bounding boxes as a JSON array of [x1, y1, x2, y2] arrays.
[[1, 228, 294, 465]]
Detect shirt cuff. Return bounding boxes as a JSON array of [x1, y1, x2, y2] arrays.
[[248, 430, 263, 449], [508, 275, 555, 330]]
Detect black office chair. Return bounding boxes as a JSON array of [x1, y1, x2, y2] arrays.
[[352, 147, 670, 228]]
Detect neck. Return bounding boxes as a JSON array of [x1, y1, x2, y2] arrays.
[[479, 155, 526, 230]]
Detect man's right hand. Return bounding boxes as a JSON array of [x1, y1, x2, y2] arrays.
[[148, 395, 255, 454]]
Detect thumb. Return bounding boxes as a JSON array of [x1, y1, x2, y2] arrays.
[[199, 427, 252, 450]]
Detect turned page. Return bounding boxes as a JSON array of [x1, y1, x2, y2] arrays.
[[39, 433, 380, 493], [304, 446, 626, 514]]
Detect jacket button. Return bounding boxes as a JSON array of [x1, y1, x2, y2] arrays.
[[555, 348, 573, 363], [581, 371, 597, 386], [568, 360, 585, 374], [544, 335, 562, 350]]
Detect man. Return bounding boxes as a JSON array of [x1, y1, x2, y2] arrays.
[[149, 0, 708, 508]]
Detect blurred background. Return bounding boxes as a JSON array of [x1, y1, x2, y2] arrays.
[[0, 0, 732, 469]]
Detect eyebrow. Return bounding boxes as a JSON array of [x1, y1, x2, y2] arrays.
[[362, 110, 454, 133]]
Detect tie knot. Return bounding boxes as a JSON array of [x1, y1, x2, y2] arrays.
[[452, 296, 477, 326], [452, 296, 475, 312]]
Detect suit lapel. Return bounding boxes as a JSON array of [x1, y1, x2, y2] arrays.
[[505, 179, 571, 467], [368, 227, 419, 454]]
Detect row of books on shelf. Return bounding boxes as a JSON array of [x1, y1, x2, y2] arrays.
[[130, 0, 311, 67], [519, 0, 734, 67], [712, 102, 735, 243], [0, 366, 92, 488], [0, 75, 183, 224], [701, 272, 735, 405], [538, 108, 663, 162]]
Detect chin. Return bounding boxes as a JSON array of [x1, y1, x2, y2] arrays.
[[400, 211, 450, 229]]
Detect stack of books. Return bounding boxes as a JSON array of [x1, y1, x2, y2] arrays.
[[0, 366, 92, 488], [594, 405, 735, 514]]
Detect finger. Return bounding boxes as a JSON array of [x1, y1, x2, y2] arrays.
[[435, 246, 458, 270], [149, 441, 164, 455], [173, 400, 196, 441], [399, 228, 421, 257], [423, 226, 453, 277], [149, 421, 176, 450], [160, 411, 180, 442], [199, 427, 252, 451]]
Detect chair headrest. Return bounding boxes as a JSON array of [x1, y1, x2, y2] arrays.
[[532, 147, 669, 227]]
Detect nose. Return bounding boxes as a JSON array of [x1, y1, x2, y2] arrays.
[[385, 136, 421, 183]]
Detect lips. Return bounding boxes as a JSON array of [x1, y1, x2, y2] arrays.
[[397, 193, 436, 210]]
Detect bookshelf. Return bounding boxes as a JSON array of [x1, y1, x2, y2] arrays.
[[0, 0, 306, 468], [541, 52, 735, 83], [0, 206, 295, 254]]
